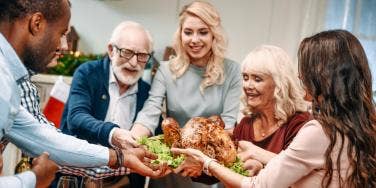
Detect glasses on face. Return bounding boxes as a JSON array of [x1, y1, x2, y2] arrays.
[[112, 45, 153, 63]]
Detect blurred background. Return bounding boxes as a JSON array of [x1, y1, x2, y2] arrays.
[[66, 0, 375, 92]]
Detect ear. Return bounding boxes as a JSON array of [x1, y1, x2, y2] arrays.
[[28, 12, 46, 36], [108, 44, 115, 59]]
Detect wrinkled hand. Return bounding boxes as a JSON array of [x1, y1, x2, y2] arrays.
[[171, 148, 211, 177], [123, 148, 171, 178], [32, 152, 59, 188], [243, 159, 263, 176], [111, 128, 139, 149], [237, 141, 256, 161]]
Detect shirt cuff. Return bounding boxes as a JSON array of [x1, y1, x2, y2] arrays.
[[108, 128, 117, 148], [16, 171, 36, 188]]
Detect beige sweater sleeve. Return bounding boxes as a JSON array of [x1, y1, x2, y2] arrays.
[[247, 120, 329, 188]]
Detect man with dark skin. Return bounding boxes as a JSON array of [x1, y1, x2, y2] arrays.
[[0, 0, 168, 187]]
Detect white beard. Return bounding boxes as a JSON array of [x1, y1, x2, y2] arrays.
[[115, 69, 143, 85]]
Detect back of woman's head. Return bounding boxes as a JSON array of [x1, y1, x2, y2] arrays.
[[170, 1, 227, 92], [298, 29, 376, 187], [241, 45, 308, 125]]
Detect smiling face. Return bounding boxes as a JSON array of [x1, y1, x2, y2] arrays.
[[181, 15, 213, 63], [23, 0, 71, 73], [242, 70, 276, 112], [108, 26, 150, 86]]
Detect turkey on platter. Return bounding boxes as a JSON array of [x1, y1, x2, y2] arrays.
[[162, 115, 237, 166]]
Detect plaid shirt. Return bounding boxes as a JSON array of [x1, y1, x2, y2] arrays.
[[18, 74, 126, 179], [18, 73, 52, 126]]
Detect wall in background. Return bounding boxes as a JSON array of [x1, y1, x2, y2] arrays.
[[70, 0, 326, 62]]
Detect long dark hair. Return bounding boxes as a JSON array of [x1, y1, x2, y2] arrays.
[[298, 29, 376, 187]]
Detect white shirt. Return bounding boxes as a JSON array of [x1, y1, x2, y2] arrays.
[[105, 68, 138, 131]]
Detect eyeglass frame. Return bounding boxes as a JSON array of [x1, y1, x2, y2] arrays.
[[112, 44, 153, 63]]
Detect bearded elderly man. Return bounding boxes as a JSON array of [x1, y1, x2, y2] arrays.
[[60, 21, 161, 187], [0, 0, 165, 187]]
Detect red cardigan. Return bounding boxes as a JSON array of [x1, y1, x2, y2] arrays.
[[233, 112, 312, 153]]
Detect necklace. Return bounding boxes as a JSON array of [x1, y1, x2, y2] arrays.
[[259, 124, 280, 137]]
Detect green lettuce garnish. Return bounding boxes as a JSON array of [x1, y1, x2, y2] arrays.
[[139, 135, 248, 175], [138, 135, 184, 168], [229, 157, 249, 176]]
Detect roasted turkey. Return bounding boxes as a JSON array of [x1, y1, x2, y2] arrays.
[[162, 115, 237, 166]]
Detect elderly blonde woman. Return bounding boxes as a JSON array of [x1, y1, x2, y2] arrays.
[[232, 45, 311, 173], [131, 1, 241, 187]]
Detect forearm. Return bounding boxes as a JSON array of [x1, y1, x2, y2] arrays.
[[209, 161, 244, 188], [252, 145, 277, 164], [131, 123, 152, 139], [70, 113, 117, 147], [8, 109, 109, 167]]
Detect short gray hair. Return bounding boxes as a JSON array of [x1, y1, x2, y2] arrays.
[[109, 21, 153, 52]]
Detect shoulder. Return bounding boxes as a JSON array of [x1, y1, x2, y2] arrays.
[[72, 57, 109, 82], [154, 61, 171, 79], [289, 120, 328, 152], [223, 58, 241, 82], [75, 57, 108, 74], [157, 61, 170, 72], [223, 58, 240, 72], [284, 112, 312, 130], [237, 116, 253, 127], [233, 116, 254, 138], [0, 64, 16, 102]]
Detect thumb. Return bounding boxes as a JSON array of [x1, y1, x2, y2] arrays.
[[128, 137, 140, 147], [171, 148, 187, 155]]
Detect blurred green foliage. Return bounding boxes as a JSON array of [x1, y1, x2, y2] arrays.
[[47, 52, 103, 76]]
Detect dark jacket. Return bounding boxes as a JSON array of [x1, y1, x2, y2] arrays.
[[60, 56, 152, 147]]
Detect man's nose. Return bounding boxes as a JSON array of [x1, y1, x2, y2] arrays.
[[127, 55, 138, 67]]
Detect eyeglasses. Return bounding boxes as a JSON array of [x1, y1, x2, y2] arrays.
[[112, 45, 153, 63]]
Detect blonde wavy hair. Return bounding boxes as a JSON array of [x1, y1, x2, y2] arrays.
[[170, 1, 227, 92], [241, 45, 309, 126]]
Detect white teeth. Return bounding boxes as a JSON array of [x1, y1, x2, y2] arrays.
[[190, 46, 202, 51]]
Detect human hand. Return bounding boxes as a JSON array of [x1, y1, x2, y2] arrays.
[[242, 159, 263, 176], [237, 141, 256, 161], [171, 148, 211, 177], [123, 148, 171, 178], [31, 152, 59, 188], [238, 140, 276, 164], [111, 128, 139, 149]]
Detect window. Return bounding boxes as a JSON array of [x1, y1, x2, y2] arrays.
[[325, 0, 376, 98]]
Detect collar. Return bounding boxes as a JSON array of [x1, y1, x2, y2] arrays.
[[0, 33, 28, 82]]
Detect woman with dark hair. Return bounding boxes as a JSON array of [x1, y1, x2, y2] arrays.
[[172, 29, 376, 187], [297, 29, 376, 187]]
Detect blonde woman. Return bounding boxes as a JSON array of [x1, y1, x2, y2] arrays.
[[233, 45, 311, 170], [131, 1, 241, 187]]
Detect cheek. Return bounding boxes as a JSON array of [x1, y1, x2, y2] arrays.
[[181, 35, 190, 46], [202, 35, 213, 46]]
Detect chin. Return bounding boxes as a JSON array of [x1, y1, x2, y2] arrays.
[[119, 74, 142, 85]]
